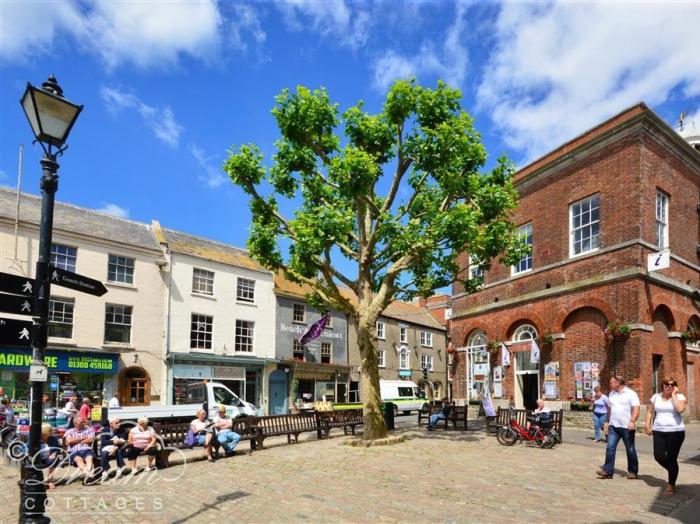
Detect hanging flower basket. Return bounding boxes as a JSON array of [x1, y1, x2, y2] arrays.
[[446, 345, 457, 355], [605, 319, 630, 341], [681, 329, 700, 343], [487, 341, 500, 353], [537, 332, 554, 348]]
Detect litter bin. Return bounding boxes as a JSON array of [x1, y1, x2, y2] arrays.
[[382, 402, 395, 430]]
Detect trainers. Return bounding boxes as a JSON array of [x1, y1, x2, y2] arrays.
[[101, 471, 109, 481], [115, 468, 123, 479], [626, 473, 638, 479]]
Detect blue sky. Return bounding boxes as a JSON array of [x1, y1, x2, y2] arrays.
[[1, 0, 699, 271]]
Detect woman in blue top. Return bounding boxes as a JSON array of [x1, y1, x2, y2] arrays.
[[591, 386, 609, 442]]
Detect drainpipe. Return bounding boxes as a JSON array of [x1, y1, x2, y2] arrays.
[[165, 251, 174, 404]]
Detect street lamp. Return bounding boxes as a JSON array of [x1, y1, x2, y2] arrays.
[[18, 75, 82, 524]]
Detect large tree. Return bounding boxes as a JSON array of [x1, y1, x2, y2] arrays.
[[225, 80, 524, 440]]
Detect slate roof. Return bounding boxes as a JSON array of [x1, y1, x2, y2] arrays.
[[0, 187, 159, 251], [162, 227, 267, 273]]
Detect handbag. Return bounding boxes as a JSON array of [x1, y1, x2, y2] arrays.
[[183, 429, 195, 447]]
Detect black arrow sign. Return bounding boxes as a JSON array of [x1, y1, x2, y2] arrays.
[[0, 293, 34, 316], [0, 317, 33, 347], [50, 266, 108, 297], [0, 272, 35, 297]]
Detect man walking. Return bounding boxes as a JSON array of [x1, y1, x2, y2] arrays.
[[597, 376, 640, 479]]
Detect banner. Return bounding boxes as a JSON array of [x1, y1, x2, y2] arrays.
[[299, 311, 330, 347], [530, 338, 540, 364], [500, 342, 510, 367], [0, 348, 118, 374]]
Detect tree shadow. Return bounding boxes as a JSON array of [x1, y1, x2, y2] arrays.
[[171, 490, 250, 524]]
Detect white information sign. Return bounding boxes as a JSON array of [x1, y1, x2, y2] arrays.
[[647, 251, 670, 272], [29, 362, 48, 382]]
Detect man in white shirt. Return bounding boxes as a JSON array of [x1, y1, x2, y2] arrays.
[[108, 395, 120, 409], [597, 376, 640, 479]]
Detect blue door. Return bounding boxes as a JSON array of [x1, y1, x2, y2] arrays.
[[269, 370, 288, 415]]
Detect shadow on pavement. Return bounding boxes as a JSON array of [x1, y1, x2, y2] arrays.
[[171, 490, 250, 524]]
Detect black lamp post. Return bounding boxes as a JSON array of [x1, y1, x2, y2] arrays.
[[18, 75, 82, 524]]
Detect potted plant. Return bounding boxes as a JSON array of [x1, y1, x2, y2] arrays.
[[605, 319, 631, 340], [537, 332, 554, 348], [681, 328, 700, 344]]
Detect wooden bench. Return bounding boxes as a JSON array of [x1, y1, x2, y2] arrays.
[[489, 408, 564, 441], [418, 404, 469, 430], [417, 404, 449, 429], [153, 417, 259, 467], [316, 409, 363, 438], [254, 412, 319, 449]]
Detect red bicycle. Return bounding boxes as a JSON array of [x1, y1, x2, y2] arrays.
[[496, 410, 557, 449]]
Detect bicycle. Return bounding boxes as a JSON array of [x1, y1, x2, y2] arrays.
[[496, 410, 557, 449]]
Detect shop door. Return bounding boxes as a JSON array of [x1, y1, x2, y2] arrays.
[[120, 367, 150, 406], [269, 370, 288, 415], [514, 351, 539, 410]]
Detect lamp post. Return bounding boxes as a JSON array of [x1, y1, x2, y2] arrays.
[[18, 75, 82, 524]]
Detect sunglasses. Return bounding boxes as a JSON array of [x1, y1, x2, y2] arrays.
[[663, 383, 675, 388]]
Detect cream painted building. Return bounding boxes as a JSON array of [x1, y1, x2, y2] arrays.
[[154, 225, 276, 412], [0, 188, 167, 407]]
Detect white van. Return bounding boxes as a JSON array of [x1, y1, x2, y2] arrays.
[[379, 380, 427, 416]]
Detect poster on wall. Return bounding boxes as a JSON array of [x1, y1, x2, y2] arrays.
[[493, 382, 503, 398], [493, 366, 503, 382], [544, 381, 558, 399], [544, 362, 559, 381], [575, 362, 583, 373], [574, 361, 598, 400]]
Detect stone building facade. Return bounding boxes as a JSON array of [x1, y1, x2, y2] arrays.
[[450, 104, 700, 415]]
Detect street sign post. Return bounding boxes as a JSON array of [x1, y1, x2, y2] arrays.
[[29, 362, 48, 382], [0, 293, 34, 316], [0, 317, 33, 347], [50, 266, 107, 296], [0, 272, 35, 296]]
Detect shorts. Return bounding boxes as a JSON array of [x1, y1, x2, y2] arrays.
[[69, 448, 93, 465], [195, 434, 207, 446]]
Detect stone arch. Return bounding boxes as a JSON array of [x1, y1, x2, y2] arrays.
[[652, 304, 676, 331], [506, 317, 545, 340], [117, 365, 151, 406], [553, 297, 615, 332], [459, 321, 493, 346]]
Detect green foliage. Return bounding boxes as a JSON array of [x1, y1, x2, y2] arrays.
[[223, 80, 525, 318]]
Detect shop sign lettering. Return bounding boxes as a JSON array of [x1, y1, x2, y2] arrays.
[[0, 349, 116, 374]]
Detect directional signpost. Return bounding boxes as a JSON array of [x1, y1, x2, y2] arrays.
[[50, 266, 108, 296], [0, 294, 34, 316], [0, 317, 33, 347], [0, 272, 35, 296]]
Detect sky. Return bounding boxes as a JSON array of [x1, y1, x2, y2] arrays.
[[1, 0, 699, 276]]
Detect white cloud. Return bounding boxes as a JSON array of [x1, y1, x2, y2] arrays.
[[190, 144, 226, 189], [0, 0, 222, 69], [371, 1, 469, 91], [478, 1, 700, 162], [227, 3, 266, 52], [97, 203, 129, 219], [277, 0, 371, 49], [100, 87, 184, 147]]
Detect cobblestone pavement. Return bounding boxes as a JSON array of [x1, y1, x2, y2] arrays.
[[1, 422, 699, 524]]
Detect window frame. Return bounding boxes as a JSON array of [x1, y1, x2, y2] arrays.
[[420, 330, 433, 348], [512, 222, 533, 275], [107, 254, 135, 285], [50, 244, 77, 273], [399, 325, 408, 345], [468, 255, 484, 280], [48, 297, 74, 339], [190, 313, 213, 350], [293, 340, 305, 361], [234, 319, 255, 353], [104, 303, 133, 344], [376, 321, 386, 340], [399, 347, 410, 369], [421, 354, 434, 372], [655, 190, 669, 249], [569, 194, 601, 257], [293, 303, 306, 324], [192, 268, 215, 296], [320, 341, 332, 364], [377, 348, 386, 368], [236, 277, 256, 303]]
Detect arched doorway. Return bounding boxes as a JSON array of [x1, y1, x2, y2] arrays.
[[119, 367, 151, 406], [466, 330, 489, 401], [269, 370, 288, 415], [512, 325, 539, 410]]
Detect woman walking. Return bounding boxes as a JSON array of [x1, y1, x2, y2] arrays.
[[644, 376, 687, 494], [591, 386, 609, 442]]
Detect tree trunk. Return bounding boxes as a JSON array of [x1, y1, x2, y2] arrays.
[[358, 322, 388, 440]]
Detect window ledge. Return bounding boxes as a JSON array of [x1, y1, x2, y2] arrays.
[[191, 292, 216, 301], [48, 338, 77, 347], [569, 247, 600, 260], [292, 320, 307, 325], [106, 282, 137, 291], [235, 300, 257, 307], [102, 343, 135, 351]]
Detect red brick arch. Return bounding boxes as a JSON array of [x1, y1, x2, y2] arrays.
[[643, 291, 678, 326], [457, 321, 495, 346], [553, 297, 616, 332], [504, 313, 548, 340], [652, 304, 676, 330]]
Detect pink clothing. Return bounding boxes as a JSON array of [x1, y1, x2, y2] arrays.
[[130, 426, 155, 449], [79, 404, 90, 420]]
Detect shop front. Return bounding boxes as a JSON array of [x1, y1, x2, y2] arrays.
[[0, 347, 119, 408], [283, 360, 350, 410], [169, 353, 273, 414]]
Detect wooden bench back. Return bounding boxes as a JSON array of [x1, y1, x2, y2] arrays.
[[153, 422, 191, 447], [258, 412, 318, 435]]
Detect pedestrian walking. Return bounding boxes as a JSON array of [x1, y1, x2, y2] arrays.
[[644, 376, 687, 494], [591, 386, 609, 442], [596, 376, 640, 479], [79, 397, 91, 421]]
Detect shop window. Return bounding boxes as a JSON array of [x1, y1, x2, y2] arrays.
[[192, 268, 214, 295], [570, 194, 600, 257], [108, 254, 134, 284], [51, 244, 77, 272], [105, 304, 132, 343], [49, 297, 74, 338], [376, 321, 385, 340], [293, 303, 306, 323], [400, 326, 408, 344], [293, 340, 305, 361], [513, 222, 533, 274], [236, 277, 255, 303], [321, 342, 332, 364], [378, 348, 385, 367], [235, 320, 254, 352], [420, 331, 433, 347], [191, 313, 213, 350]]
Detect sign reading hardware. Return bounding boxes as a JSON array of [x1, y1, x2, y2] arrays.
[[0, 272, 35, 296], [0, 348, 117, 373], [50, 266, 108, 296], [0, 294, 34, 316], [0, 317, 33, 347]]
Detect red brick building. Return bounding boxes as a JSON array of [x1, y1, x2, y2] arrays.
[[451, 103, 700, 417]]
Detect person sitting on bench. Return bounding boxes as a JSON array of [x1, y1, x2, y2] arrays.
[[190, 409, 216, 462], [427, 398, 452, 430]]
